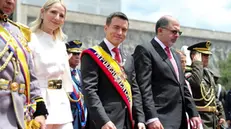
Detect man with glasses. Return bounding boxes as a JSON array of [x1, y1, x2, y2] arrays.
[[133, 15, 200, 129], [66, 40, 87, 129]]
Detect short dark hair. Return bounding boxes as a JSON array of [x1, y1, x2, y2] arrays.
[[155, 17, 170, 34], [106, 12, 129, 25]]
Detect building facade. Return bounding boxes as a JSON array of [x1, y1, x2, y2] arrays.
[[16, 2, 231, 70]]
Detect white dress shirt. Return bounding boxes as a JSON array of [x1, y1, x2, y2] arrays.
[[104, 38, 122, 60], [29, 30, 73, 124]]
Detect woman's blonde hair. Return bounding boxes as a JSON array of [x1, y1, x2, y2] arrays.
[[30, 0, 67, 41]]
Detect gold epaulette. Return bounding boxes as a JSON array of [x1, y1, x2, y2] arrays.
[[8, 19, 31, 42]]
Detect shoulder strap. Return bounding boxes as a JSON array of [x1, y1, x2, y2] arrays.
[[8, 19, 31, 42]]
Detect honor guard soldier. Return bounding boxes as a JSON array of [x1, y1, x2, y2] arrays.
[[66, 40, 87, 129], [0, 0, 48, 129], [186, 41, 226, 129]]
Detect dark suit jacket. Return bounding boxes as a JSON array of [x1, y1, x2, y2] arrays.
[[133, 38, 198, 129], [81, 41, 133, 129], [124, 55, 145, 127]]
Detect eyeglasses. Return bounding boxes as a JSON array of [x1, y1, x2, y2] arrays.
[[72, 53, 80, 55], [161, 27, 182, 36]]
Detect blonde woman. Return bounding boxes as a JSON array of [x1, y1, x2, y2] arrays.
[[29, 0, 73, 129]]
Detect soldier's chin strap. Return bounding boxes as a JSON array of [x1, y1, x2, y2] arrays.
[[0, 10, 8, 22]]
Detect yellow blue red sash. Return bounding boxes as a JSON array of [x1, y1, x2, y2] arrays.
[[82, 46, 133, 127], [0, 24, 31, 103]]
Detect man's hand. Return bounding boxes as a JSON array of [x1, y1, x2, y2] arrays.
[[193, 52, 202, 62], [219, 118, 226, 125], [34, 115, 46, 129], [190, 117, 201, 129], [101, 121, 117, 129], [147, 120, 164, 129], [137, 122, 146, 129]]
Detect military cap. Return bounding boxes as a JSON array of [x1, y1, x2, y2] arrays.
[[66, 40, 82, 53], [187, 41, 212, 55]]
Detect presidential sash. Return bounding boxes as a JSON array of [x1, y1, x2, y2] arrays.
[[82, 46, 133, 126]]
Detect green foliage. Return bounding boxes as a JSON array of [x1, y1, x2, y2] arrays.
[[219, 53, 231, 90]]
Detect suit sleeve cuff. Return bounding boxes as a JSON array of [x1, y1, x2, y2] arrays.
[[146, 118, 159, 125]]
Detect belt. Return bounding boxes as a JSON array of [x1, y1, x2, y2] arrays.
[[0, 78, 25, 94], [197, 106, 216, 112], [48, 79, 62, 89]]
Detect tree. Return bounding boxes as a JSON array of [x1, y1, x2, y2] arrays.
[[219, 53, 231, 90]]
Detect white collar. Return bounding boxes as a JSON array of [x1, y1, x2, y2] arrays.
[[104, 38, 120, 51], [154, 37, 167, 50], [70, 67, 78, 71]]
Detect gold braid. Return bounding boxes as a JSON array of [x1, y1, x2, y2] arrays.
[[201, 83, 214, 101], [11, 57, 20, 81], [0, 51, 14, 72], [194, 81, 216, 108], [67, 92, 83, 103], [193, 68, 217, 109], [0, 44, 9, 58]]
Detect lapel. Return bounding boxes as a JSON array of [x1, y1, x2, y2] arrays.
[[99, 41, 126, 65], [203, 68, 213, 85], [99, 41, 111, 56], [120, 46, 127, 66], [150, 38, 179, 82]]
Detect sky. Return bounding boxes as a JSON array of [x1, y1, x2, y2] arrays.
[[122, 0, 231, 33]]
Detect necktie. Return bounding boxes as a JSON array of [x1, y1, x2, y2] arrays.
[[165, 46, 172, 59], [165, 47, 179, 80], [112, 47, 121, 63], [71, 69, 76, 76], [71, 69, 81, 87]]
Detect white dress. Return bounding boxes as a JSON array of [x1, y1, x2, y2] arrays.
[[29, 30, 73, 124]]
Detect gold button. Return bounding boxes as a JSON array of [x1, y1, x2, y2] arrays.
[[11, 82, 19, 92], [48, 81, 54, 86]]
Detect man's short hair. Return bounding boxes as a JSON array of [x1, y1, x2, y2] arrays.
[[106, 12, 129, 25], [155, 17, 170, 34]]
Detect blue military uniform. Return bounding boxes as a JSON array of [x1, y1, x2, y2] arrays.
[[66, 40, 87, 129]]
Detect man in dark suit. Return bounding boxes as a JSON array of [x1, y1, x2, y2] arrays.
[[81, 12, 145, 129], [133, 15, 201, 129], [124, 55, 146, 129]]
